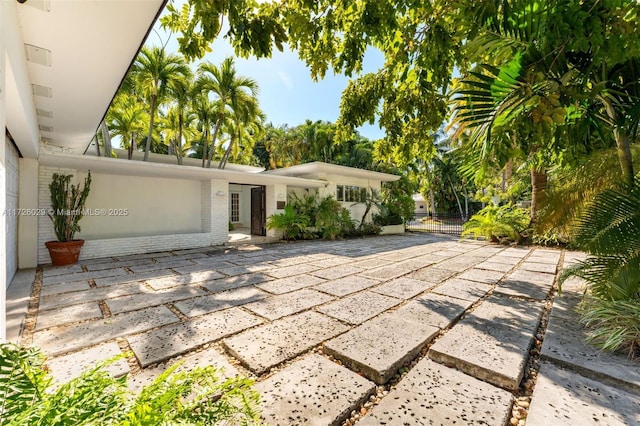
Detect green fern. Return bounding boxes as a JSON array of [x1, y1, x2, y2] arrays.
[[461, 204, 530, 243], [561, 176, 640, 356], [0, 344, 262, 425]]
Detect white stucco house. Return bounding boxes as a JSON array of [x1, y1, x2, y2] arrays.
[[0, 0, 398, 339], [413, 193, 428, 214]]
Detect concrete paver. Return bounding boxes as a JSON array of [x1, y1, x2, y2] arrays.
[[40, 280, 90, 296], [431, 278, 492, 302], [93, 269, 175, 287], [223, 311, 349, 374], [428, 296, 544, 390], [310, 265, 363, 280], [35, 302, 103, 330], [256, 274, 325, 294], [174, 286, 269, 317], [542, 309, 640, 394], [359, 265, 409, 281], [456, 268, 505, 284], [359, 358, 513, 425], [406, 267, 456, 283], [324, 312, 439, 384], [519, 261, 558, 274], [370, 277, 435, 299], [495, 269, 555, 300], [266, 263, 320, 278], [312, 275, 380, 297], [128, 307, 263, 367], [145, 270, 225, 290], [46, 342, 129, 384], [128, 346, 240, 392], [107, 285, 209, 314], [395, 293, 473, 329], [201, 272, 273, 293], [23, 235, 638, 426], [527, 362, 640, 426], [245, 288, 334, 320], [39, 282, 148, 311], [257, 354, 375, 426], [316, 291, 401, 325], [34, 306, 179, 356], [42, 268, 127, 286]]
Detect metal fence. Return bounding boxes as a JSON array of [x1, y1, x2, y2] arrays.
[[406, 212, 470, 235]]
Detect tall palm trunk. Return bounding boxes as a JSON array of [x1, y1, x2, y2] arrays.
[[602, 97, 634, 186], [128, 134, 136, 160], [448, 176, 464, 219], [201, 128, 208, 168], [530, 168, 547, 226], [93, 134, 101, 157], [219, 134, 236, 169], [144, 94, 157, 161], [177, 114, 184, 165], [206, 115, 224, 168], [100, 121, 112, 158]]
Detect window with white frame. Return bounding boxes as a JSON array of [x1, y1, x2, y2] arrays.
[[231, 193, 240, 222], [336, 185, 368, 202]]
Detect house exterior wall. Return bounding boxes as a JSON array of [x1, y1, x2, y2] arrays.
[[1, 0, 7, 341], [5, 139, 19, 285], [18, 158, 38, 268], [326, 174, 382, 225], [286, 175, 383, 225], [37, 166, 229, 263], [75, 172, 202, 239]]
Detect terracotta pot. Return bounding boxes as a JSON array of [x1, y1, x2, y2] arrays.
[[45, 240, 84, 266]]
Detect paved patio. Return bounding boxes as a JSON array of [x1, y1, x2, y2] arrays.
[[12, 233, 640, 425]]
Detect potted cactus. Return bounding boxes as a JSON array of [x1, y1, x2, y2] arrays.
[[45, 171, 91, 266]]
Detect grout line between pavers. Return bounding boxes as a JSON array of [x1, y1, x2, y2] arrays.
[[20, 266, 43, 346]]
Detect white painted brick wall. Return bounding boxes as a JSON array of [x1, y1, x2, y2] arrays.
[[80, 233, 212, 260], [37, 168, 231, 264], [201, 180, 211, 232], [210, 180, 229, 245]]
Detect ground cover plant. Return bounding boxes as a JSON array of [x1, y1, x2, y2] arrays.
[[0, 344, 262, 426]]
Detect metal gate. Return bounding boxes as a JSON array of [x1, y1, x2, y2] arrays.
[[406, 212, 469, 235]]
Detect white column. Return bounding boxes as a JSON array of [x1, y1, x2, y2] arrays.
[[1, 0, 8, 341], [210, 180, 229, 245], [18, 159, 38, 268]]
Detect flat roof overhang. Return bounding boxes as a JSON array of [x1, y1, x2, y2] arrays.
[[264, 161, 400, 182], [39, 153, 328, 188], [9, 0, 166, 157]]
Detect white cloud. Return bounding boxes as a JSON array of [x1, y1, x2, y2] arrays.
[[277, 71, 294, 90]]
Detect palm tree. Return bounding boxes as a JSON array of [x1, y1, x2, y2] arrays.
[[219, 92, 264, 169], [133, 46, 191, 161], [166, 71, 194, 165], [196, 57, 259, 168], [106, 93, 147, 160], [191, 94, 217, 167]]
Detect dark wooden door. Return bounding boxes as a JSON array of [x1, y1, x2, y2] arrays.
[[251, 186, 266, 236]]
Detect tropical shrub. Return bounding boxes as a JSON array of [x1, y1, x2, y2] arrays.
[[266, 205, 310, 240], [373, 205, 404, 226], [316, 196, 355, 240], [561, 177, 640, 357], [461, 204, 530, 243], [0, 343, 262, 425]]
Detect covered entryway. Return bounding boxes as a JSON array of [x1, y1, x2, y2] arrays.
[[5, 132, 19, 286], [228, 183, 266, 237]]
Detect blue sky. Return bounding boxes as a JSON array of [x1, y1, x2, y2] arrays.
[[147, 14, 386, 141]]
